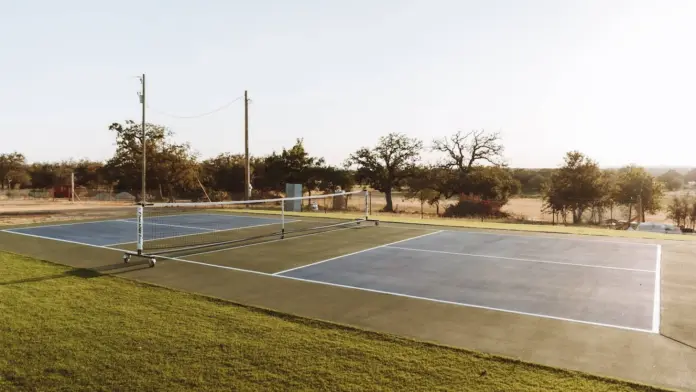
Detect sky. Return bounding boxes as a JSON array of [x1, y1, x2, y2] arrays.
[[2, 0, 695, 169]]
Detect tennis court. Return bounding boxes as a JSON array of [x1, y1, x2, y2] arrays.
[[2, 212, 661, 334]]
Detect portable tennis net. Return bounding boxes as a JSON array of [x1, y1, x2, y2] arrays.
[[122, 190, 376, 267]]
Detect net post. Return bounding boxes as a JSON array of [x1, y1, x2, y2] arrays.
[[364, 189, 368, 221], [281, 197, 285, 239], [136, 205, 144, 255]]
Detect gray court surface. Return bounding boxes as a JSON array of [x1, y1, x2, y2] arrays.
[[278, 230, 661, 332], [4, 214, 286, 246]]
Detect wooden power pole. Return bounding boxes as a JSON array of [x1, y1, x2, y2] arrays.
[[244, 90, 250, 200]]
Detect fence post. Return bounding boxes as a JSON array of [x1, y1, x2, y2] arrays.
[[70, 172, 75, 202]]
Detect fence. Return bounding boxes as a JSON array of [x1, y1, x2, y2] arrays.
[[0, 185, 135, 203]]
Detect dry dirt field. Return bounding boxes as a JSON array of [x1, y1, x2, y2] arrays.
[[502, 198, 671, 223], [3, 188, 687, 226], [358, 191, 684, 224]]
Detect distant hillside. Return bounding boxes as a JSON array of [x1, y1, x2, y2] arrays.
[[615, 167, 693, 176], [642, 167, 694, 176]]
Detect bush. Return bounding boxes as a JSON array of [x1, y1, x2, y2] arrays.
[[443, 200, 508, 218], [208, 190, 231, 202]]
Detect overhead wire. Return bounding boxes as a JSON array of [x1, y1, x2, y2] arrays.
[[146, 95, 245, 119]]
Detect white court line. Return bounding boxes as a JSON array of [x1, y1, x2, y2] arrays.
[[3, 211, 284, 232], [116, 219, 217, 232], [273, 230, 445, 275], [144, 252, 655, 334], [273, 273, 655, 334], [104, 220, 301, 247], [183, 224, 443, 258], [1, 227, 655, 334], [182, 212, 288, 220], [1, 211, 193, 231], [385, 246, 655, 273], [653, 245, 662, 333], [0, 229, 126, 252], [384, 224, 661, 247], [182, 225, 357, 258], [5, 217, 132, 230]]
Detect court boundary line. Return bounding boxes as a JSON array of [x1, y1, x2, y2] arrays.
[[104, 220, 301, 247], [653, 245, 662, 333], [150, 252, 654, 334], [0, 227, 655, 334], [182, 225, 442, 258], [387, 224, 661, 247], [182, 224, 385, 258], [115, 219, 218, 232], [1, 212, 190, 230], [272, 230, 445, 275], [6, 213, 661, 248], [0, 229, 127, 252], [385, 246, 655, 273], [274, 272, 655, 334], [3, 211, 291, 232]]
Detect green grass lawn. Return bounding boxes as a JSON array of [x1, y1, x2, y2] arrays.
[[0, 252, 670, 392]]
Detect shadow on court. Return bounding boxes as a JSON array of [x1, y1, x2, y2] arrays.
[[0, 261, 153, 286]]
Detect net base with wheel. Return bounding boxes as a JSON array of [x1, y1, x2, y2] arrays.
[[123, 251, 156, 268]]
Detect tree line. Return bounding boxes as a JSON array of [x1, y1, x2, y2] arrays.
[[2, 120, 696, 226]]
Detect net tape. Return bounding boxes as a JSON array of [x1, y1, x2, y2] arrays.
[[146, 189, 366, 208]]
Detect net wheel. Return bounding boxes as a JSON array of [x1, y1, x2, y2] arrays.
[[123, 254, 131, 263]]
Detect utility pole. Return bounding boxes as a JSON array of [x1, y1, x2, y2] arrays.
[[139, 74, 146, 205], [244, 90, 250, 200]]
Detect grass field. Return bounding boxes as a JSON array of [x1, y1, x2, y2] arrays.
[[0, 251, 671, 392]]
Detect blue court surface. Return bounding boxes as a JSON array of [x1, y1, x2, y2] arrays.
[[276, 230, 661, 333], [4, 213, 288, 246]]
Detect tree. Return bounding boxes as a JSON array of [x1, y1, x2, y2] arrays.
[[614, 165, 664, 222], [541, 151, 606, 224], [279, 138, 325, 193], [597, 169, 619, 223], [103, 120, 199, 201], [657, 169, 684, 191], [155, 143, 200, 201], [346, 133, 423, 212], [458, 166, 520, 202], [254, 139, 326, 195], [404, 165, 442, 217], [71, 160, 108, 188], [0, 152, 29, 190], [684, 169, 696, 183], [200, 153, 247, 196], [509, 168, 556, 196], [312, 166, 355, 193], [666, 194, 691, 228], [431, 129, 515, 213], [432, 129, 505, 173]]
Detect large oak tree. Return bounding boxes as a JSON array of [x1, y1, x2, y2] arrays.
[[347, 133, 423, 212]]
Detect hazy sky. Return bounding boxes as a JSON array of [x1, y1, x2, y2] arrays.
[[2, 0, 695, 168]]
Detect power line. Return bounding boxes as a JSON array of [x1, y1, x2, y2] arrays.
[[146, 95, 244, 119]]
